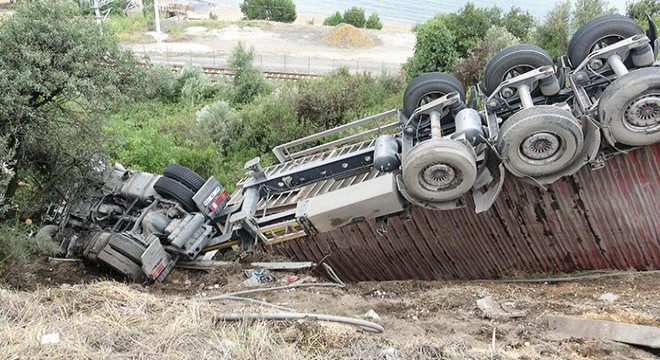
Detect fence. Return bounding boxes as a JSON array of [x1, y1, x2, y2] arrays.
[[134, 45, 403, 76]]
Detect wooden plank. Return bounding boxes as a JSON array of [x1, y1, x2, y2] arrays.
[[548, 315, 660, 349], [251, 262, 315, 270]]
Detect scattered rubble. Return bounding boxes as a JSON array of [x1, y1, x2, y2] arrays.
[[598, 292, 619, 303], [322, 24, 375, 48], [476, 296, 527, 319]]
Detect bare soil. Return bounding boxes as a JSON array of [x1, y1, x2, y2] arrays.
[[3, 256, 659, 359]]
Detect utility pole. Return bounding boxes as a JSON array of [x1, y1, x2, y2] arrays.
[[154, 0, 162, 44]]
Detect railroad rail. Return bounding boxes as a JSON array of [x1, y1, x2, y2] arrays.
[[153, 63, 321, 81]]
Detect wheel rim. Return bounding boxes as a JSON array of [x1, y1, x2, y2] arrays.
[[624, 93, 660, 130], [519, 131, 565, 165], [503, 64, 535, 81], [587, 35, 625, 69], [417, 91, 446, 108], [421, 163, 457, 190]]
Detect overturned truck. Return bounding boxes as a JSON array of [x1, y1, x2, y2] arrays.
[[46, 15, 660, 281]]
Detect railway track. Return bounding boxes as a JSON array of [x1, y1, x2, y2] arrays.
[[162, 63, 320, 81]]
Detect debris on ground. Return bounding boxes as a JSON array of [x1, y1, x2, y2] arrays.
[[476, 296, 527, 319], [243, 269, 275, 286], [251, 261, 315, 270], [598, 292, 619, 303], [548, 315, 660, 349], [322, 24, 375, 48], [363, 309, 381, 320], [40, 332, 60, 345]]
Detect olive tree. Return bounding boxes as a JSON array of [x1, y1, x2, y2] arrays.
[[534, 1, 572, 58], [572, 0, 617, 31], [240, 0, 297, 23], [626, 0, 660, 24], [0, 0, 143, 218]]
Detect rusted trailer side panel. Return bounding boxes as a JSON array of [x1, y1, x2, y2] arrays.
[[277, 145, 660, 281]]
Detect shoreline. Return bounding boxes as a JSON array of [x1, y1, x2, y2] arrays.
[[183, 3, 413, 33]]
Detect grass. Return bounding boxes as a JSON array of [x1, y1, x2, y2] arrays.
[[107, 13, 154, 43], [0, 281, 517, 359], [0, 222, 59, 279]]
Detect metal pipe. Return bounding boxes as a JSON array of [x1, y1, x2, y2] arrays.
[[518, 84, 534, 109], [607, 55, 629, 77], [430, 111, 442, 139]]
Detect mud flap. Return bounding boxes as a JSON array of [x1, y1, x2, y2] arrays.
[[472, 146, 505, 213], [141, 236, 175, 282]]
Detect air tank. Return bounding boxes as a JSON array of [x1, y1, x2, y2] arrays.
[[454, 108, 484, 145], [373, 135, 400, 172]]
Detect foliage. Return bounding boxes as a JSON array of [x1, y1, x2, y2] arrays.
[[441, 3, 499, 57], [0, 222, 59, 278], [453, 26, 520, 87], [323, 11, 343, 26], [571, 0, 617, 31], [501, 7, 536, 40], [0, 137, 14, 216], [229, 43, 270, 104], [240, 0, 297, 23], [342, 7, 367, 28], [0, 0, 144, 218], [366, 13, 383, 30], [176, 64, 219, 105], [533, 0, 571, 58], [197, 100, 241, 149], [404, 16, 459, 79], [626, 0, 660, 25]]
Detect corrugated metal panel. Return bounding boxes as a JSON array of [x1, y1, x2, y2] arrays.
[[277, 144, 660, 281]]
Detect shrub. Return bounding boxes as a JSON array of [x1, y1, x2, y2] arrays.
[[366, 13, 383, 30], [0, 222, 59, 279], [240, 0, 297, 23], [229, 43, 270, 104], [323, 11, 343, 26], [197, 100, 241, 148], [342, 7, 366, 28], [404, 16, 459, 79], [175, 64, 218, 105]]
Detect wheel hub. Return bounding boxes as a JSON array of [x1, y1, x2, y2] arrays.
[[625, 95, 660, 128], [521, 132, 561, 160], [421, 163, 456, 189]]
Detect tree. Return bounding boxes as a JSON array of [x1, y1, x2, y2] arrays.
[[442, 3, 501, 57], [501, 7, 536, 40], [404, 16, 459, 79], [366, 13, 383, 30], [323, 11, 343, 26], [572, 0, 617, 31], [0, 0, 143, 217], [240, 0, 297, 23], [533, 1, 571, 58], [626, 0, 660, 24], [229, 43, 270, 104], [453, 26, 520, 87], [342, 7, 367, 28]]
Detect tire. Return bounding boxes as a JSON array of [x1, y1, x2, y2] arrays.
[[568, 15, 643, 67], [482, 44, 553, 96], [403, 72, 465, 118], [153, 177, 198, 212], [164, 164, 206, 193], [598, 67, 660, 147], [402, 138, 477, 202], [498, 106, 584, 178]]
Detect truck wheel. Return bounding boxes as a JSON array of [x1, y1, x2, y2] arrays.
[[568, 15, 643, 67], [482, 44, 553, 96], [154, 177, 198, 212], [403, 72, 465, 118], [164, 164, 206, 193], [498, 105, 584, 178], [598, 67, 660, 147], [402, 138, 477, 202]]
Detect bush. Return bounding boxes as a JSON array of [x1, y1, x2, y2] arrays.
[[366, 13, 383, 30], [533, 0, 571, 58], [229, 43, 270, 104], [404, 16, 459, 79], [175, 64, 218, 105], [0, 222, 59, 279], [197, 100, 241, 149], [323, 11, 343, 26], [627, 0, 660, 25], [240, 0, 297, 23], [453, 26, 520, 87], [342, 7, 366, 28]]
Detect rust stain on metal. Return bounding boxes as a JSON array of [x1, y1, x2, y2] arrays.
[[277, 145, 660, 281]]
